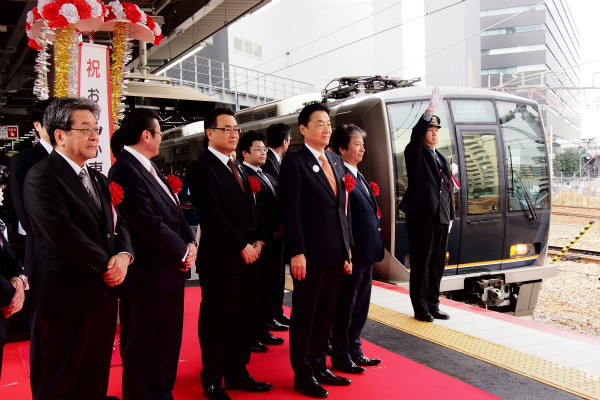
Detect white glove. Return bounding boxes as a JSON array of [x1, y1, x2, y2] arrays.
[[449, 220, 453, 232], [428, 86, 444, 111], [451, 162, 458, 175]]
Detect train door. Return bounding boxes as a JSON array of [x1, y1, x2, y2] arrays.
[[455, 126, 505, 272]]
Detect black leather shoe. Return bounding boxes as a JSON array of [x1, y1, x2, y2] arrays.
[[275, 314, 291, 326], [352, 355, 382, 366], [203, 384, 231, 400], [293, 376, 329, 398], [430, 309, 450, 320], [414, 313, 434, 322], [314, 369, 351, 386], [225, 371, 273, 392], [331, 360, 365, 374], [259, 332, 284, 345], [266, 319, 289, 331], [250, 340, 268, 353]]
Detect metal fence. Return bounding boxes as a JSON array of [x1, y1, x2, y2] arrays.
[[552, 174, 600, 210], [160, 55, 315, 104]]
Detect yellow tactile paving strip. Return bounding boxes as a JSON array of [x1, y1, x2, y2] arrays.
[[284, 276, 600, 400]]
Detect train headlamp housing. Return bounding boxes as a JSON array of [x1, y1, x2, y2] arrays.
[[510, 243, 535, 258]]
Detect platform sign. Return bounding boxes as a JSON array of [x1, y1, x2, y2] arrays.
[[0, 125, 18, 140], [78, 42, 112, 177]]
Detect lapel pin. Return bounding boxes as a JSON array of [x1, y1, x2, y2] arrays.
[[334, 162, 337, 166], [313, 165, 320, 173]]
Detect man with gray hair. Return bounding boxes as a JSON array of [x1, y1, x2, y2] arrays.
[[24, 97, 133, 400]]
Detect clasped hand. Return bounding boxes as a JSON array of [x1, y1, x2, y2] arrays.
[[103, 253, 130, 287], [1, 277, 25, 318]]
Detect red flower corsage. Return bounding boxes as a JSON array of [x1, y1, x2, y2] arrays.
[[343, 174, 356, 192], [109, 181, 124, 206], [248, 176, 261, 194], [369, 181, 380, 197], [166, 174, 182, 194]]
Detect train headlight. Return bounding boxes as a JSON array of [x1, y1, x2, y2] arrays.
[[510, 243, 535, 258]]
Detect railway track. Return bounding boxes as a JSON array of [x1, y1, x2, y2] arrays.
[[548, 246, 600, 264]]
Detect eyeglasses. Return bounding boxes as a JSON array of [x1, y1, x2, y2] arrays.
[[150, 130, 163, 137], [250, 146, 268, 153], [69, 126, 102, 136], [211, 127, 241, 135]]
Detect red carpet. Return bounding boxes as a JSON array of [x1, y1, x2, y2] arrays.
[[1, 287, 500, 399]]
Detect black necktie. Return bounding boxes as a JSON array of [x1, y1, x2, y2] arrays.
[[431, 148, 443, 166], [257, 168, 275, 195]]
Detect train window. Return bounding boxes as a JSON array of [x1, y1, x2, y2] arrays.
[[451, 100, 496, 123], [497, 102, 549, 211], [462, 133, 501, 215], [387, 101, 453, 219]]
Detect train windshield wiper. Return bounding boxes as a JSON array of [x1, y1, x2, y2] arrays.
[[513, 169, 538, 222]]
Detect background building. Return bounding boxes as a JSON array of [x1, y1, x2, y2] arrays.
[[479, 0, 581, 144]]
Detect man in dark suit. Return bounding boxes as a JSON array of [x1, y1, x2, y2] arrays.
[[400, 87, 454, 322], [330, 124, 384, 374], [263, 123, 292, 328], [279, 103, 353, 398], [108, 108, 197, 400], [263, 123, 290, 179], [23, 97, 133, 400], [239, 131, 285, 350], [188, 108, 271, 400], [0, 226, 26, 381], [8, 97, 54, 397]]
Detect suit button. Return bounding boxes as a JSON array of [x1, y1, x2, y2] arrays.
[[441, 179, 444, 182], [440, 190, 442, 194], [106, 233, 111, 238], [378, 228, 381, 231], [439, 169, 442, 172]]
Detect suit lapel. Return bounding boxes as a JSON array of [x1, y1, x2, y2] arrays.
[[89, 168, 112, 231], [150, 160, 182, 211], [302, 147, 337, 201], [49, 152, 102, 222]]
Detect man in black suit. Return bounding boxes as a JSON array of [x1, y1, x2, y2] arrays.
[[279, 103, 353, 398], [330, 124, 384, 374], [188, 108, 271, 400], [263, 123, 292, 328], [108, 108, 197, 400], [23, 97, 133, 400], [400, 87, 454, 322], [8, 97, 54, 396], [263, 123, 290, 179], [0, 227, 26, 381], [239, 131, 285, 350]]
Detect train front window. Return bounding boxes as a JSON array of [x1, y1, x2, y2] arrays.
[[387, 101, 453, 219], [462, 133, 501, 215], [497, 102, 549, 211]]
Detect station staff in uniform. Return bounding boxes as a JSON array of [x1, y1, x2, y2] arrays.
[[23, 97, 133, 400], [279, 103, 353, 398], [330, 124, 384, 373], [188, 108, 271, 400], [400, 87, 454, 322], [108, 108, 197, 400]]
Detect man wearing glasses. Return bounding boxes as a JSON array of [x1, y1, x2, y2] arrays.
[[188, 108, 271, 400], [239, 131, 285, 351], [23, 97, 133, 400]]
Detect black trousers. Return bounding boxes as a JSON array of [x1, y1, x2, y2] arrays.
[[289, 263, 344, 378], [36, 293, 118, 400], [331, 264, 373, 363], [198, 263, 259, 387], [254, 238, 284, 337], [406, 215, 449, 315], [122, 283, 184, 400]]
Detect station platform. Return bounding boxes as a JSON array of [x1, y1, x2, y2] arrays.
[[0, 278, 598, 399]]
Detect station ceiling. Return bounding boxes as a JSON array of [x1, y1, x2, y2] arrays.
[[0, 0, 271, 123]]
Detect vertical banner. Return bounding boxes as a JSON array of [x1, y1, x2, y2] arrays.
[[78, 42, 113, 177]]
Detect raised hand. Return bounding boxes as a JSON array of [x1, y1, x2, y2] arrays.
[[428, 86, 444, 112]]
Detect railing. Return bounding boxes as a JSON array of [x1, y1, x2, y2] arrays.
[[160, 55, 315, 102]]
